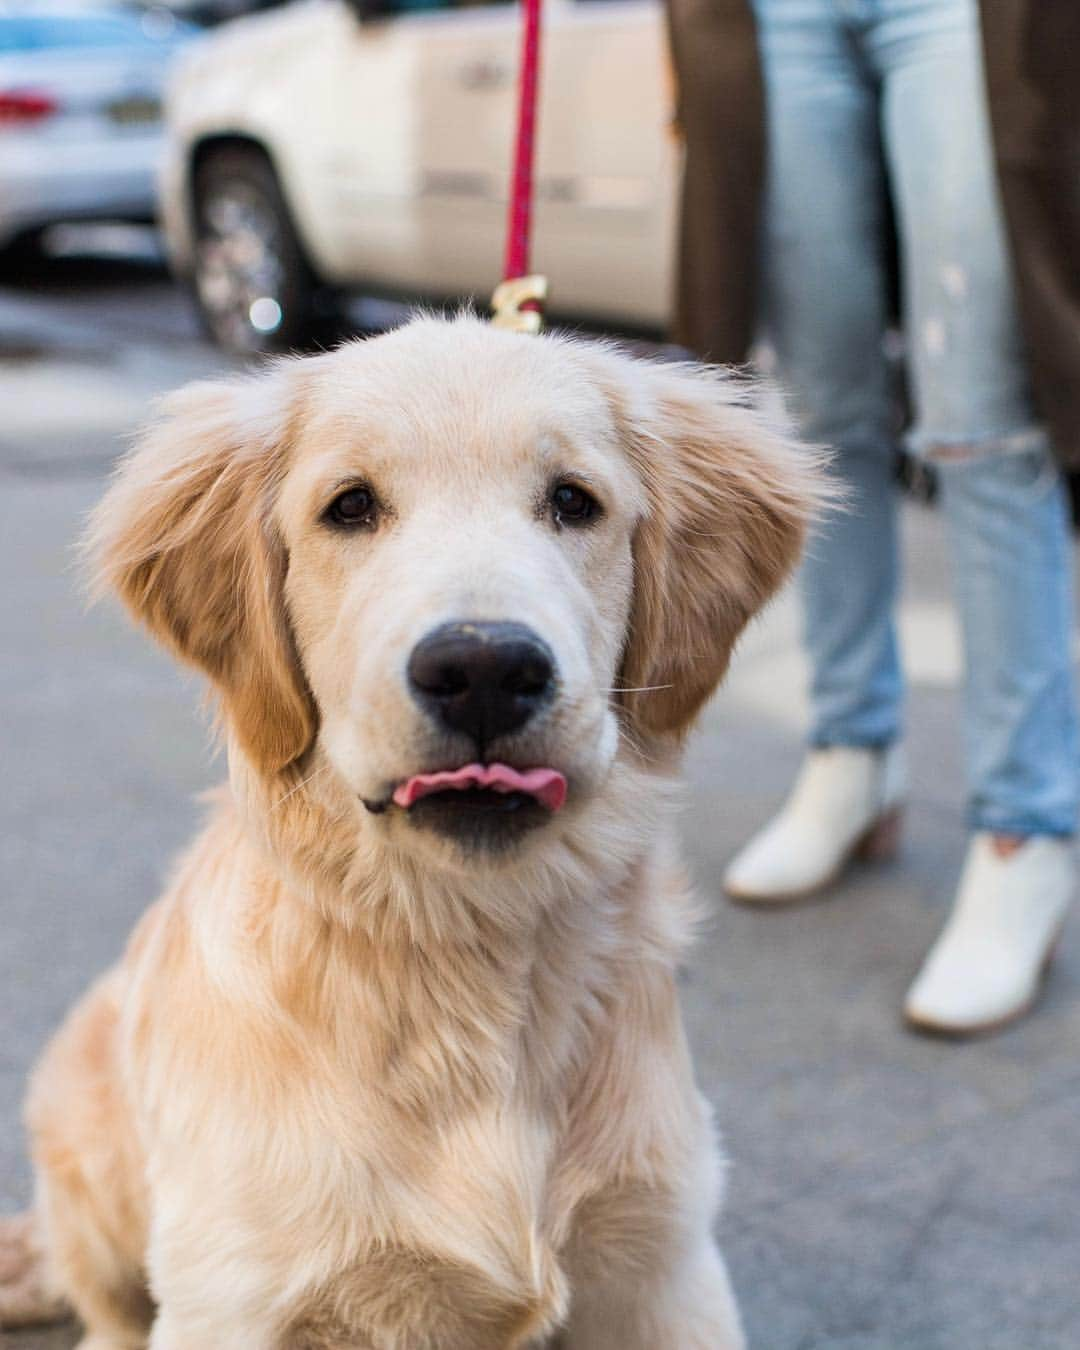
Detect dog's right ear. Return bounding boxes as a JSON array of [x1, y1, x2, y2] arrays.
[[85, 372, 316, 778]]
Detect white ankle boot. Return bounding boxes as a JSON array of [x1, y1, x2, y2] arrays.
[[904, 834, 1075, 1036], [723, 745, 906, 903]]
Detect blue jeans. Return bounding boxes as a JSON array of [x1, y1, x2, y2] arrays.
[[753, 0, 1079, 837]]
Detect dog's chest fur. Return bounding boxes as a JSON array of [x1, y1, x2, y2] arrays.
[[291, 1255, 556, 1350], [141, 1000, 574, 1347], [286, 1135, 567, 1348], [245, 1084, 570, 1348], [136, 837, 616, 1346]]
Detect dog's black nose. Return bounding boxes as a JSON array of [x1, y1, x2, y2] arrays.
[[407, 621, 556, 747]]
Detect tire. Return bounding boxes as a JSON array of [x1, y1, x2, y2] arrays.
[[191, 145, 332, 356], [0, 227, 46, 280]]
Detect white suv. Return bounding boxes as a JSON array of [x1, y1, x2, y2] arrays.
[[0, 3, 190, 255], [159, 0, 678, 352]]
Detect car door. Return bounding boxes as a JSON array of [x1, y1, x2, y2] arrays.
[[412, 0, 520, 296], [321, 0, 518, 298], [322, 0, 673, 325], [534, 0, 676, 326], [314, 1, 437, 289], [411, 0, 675, 323]]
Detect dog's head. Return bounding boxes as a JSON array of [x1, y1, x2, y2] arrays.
[[89, 317, 822, 868]]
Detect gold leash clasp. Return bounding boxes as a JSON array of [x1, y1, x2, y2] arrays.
[[490, 274, 549, 334]]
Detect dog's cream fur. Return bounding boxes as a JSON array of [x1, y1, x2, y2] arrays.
[[0, 317, 823, 1349]]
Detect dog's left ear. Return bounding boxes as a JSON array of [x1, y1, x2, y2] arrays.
[[596, 353, 828, 741], [85, 371, 316, 777]]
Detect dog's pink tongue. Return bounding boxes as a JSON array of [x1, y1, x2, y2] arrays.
[[392, 763, 567, 812]]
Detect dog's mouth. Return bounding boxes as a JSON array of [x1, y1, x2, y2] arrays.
[[375, 763, 567, 851]]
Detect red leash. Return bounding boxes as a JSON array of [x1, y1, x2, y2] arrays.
[[504, 0, 542, 282], [491, 0, 548, 333]]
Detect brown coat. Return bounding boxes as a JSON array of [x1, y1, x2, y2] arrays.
[[667, 0, 1080, 465]]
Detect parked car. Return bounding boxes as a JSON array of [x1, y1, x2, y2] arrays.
[[160, 0, 678, 352], [0, 2, 194, 255]]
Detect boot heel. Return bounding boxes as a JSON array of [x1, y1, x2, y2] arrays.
[[1041, 922, 1066, 978], [855, 806, 902, 862]]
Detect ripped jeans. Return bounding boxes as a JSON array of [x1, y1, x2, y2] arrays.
[[753, 0, 1079, 836]]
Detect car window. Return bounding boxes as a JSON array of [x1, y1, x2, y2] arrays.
[[0, 13, 181, 52], [0, 18, 36, 49]]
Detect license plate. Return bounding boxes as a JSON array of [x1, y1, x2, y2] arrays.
[[106, 95, 160, 125]]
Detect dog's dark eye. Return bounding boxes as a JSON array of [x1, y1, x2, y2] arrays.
[[551, 482, 600, 527], [325, 486, 378, 529]]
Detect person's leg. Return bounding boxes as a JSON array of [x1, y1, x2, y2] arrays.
[[754, 0, 902, 752], [725, 0, 905, 903], [875, 0, 1078, 1031], [937, 452, 1078, 840], [879, 0, 1079, 837]]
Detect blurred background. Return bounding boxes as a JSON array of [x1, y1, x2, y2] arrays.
[[2, 2, 1079, 1348], [0, 0, 682, 354]]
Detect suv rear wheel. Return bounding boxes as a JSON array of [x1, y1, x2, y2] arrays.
[[192, 146, 329, 355]]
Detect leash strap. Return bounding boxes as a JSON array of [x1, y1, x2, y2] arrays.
[[491, 0, 548, 333]]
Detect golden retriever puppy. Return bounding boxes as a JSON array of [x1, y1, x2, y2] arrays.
[[0, 316, 823, 1349]]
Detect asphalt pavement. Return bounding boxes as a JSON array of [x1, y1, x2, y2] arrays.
[[2, 235, 1079, 1349]]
